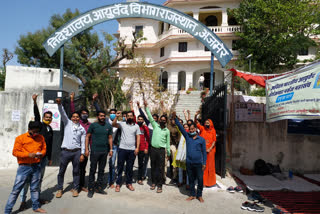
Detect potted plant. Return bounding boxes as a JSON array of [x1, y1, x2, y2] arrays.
[[186, 90, 191, 94]]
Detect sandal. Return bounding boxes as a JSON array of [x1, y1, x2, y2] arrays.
[[156, 187, 162, 193], [150, 184, 156, 190], [137, 180, 144, 185], [115, 185, 120, 192], [126, 184, 135, 191]]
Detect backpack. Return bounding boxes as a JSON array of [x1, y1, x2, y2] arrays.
[[254, 159, 270, 176]]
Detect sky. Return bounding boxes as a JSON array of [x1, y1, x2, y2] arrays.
[[0, 0, 166, 66]]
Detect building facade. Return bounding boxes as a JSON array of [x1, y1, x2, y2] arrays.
[[116, 0, 318, 94]]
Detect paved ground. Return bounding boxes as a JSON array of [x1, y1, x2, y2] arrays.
[[0, 162, 273, 214]]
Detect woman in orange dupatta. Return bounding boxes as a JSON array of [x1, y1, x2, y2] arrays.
[[195, 111, 217, 187]]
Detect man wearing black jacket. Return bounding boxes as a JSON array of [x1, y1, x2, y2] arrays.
[[19, 94, 53, 211]]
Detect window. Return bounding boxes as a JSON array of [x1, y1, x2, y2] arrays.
[[160, 47, 165, 57], [298, 48, 309, 56], [178, 42, 188, 52], [205, 15, 218, 26], [232, 40, 239, 50], [135, 25, 143, 36], [159, 22, 164, 35]]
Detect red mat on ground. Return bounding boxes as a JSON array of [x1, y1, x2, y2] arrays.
[[259, 191, 320, 214]]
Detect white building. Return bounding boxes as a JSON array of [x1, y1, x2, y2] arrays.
[[116, 0, 318, 94]]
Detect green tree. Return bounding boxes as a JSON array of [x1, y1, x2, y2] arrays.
[[0, 48, 14, 90], [15, 9, 143, 109], [229, 0, 320, 74]]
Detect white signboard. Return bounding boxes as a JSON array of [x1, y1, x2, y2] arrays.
[[12, 110, 20, 122], [43, 103, 61, 131], [266, 61, 320, 122]]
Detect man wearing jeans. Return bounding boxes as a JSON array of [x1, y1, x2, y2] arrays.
[[172, 112, 207, 203], [5, 121, 47, 214], [112, 110, 140, 192], [86, 111, 113, 198], [19, 94, 53, 211]]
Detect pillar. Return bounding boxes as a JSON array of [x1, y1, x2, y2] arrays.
[[186, 71, 193, 89], [222, 9, 228, 26]]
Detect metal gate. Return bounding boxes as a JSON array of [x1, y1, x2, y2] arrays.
[[201, 84, 227, 178]]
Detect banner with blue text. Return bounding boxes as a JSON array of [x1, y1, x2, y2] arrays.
[[266, 61, 320, 122]]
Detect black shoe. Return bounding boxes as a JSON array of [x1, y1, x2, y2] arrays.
[[250, 203, 265, 212], [87, 190, 94, 198], [96, 188, 107, 195], [241, 201, 252, 210]]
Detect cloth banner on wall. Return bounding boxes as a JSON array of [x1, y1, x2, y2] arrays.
[[43, 103, 61, 131], [266, 61, 320, 122]]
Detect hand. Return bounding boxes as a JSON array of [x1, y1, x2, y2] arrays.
[[28, 153, 36, 158], [32, 94, 38, 103], [109, 151, 113, 157], [195, 110, 200, 116], [166, 156, 170, 161], [85, 149, 89, 157], [206, 149, 211, 153], [36, 153, 43, 159], [48, 160, 53, 166], [129, 100, 133, 107], [187, 110, 190, 114], [160, 100, 164, 106], [137, 101, 140, 108], [92, 93, 98, 101], [116, 111, 121, 117], [144, 149, 148, 154], [56, 98, 61, 105], [202, 165, 206, 171], [172, 111, 176, 119], [143, 100, 148, 107], [183, 109, 186, 113], [70, 92, 75, 101], [134, 148, 139, 156], [80, 155, 85, 162]]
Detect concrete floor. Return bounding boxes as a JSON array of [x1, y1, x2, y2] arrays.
[[0, 162, 273, 214]]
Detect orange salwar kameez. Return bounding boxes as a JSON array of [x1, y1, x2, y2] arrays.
[[197, 119, 217, 187]]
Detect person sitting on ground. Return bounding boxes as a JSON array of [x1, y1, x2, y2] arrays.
[[172, 111, 207, 203], [55, 98, 86, 198], [136, 115, 150, 185], [86, 111, 113, 198], [5, 121, 47, 214]]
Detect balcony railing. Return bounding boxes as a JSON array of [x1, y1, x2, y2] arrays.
[[158, 25, 242, 40]]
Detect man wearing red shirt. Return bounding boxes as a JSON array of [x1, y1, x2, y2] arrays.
[[137, 115, 150, 185]]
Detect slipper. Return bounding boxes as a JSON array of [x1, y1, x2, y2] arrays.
[[126, 184, 135, 191], [150, 184, 156, 190], [115, 185, 120, 192], [156, 187, 162, 193]]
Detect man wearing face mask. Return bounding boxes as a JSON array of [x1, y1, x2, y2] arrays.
[[194, 110, 217, 187], [136, 115, 150, 185], [55, 98, 86, 198], [112, 111, 141, 192], [70, 92, 91, 193], [19, 94, 54, 211], [173, 112, 207, 203], [5, 121, 47, 214], [144, 100, 170, 193]]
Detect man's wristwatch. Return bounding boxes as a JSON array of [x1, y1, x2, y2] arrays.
[[110, 150, 113, 152]]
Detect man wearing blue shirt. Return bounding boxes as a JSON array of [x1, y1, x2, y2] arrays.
[[172, 112, 207, 203]]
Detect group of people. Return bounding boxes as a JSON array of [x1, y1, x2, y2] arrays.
[[5, 93, 217, 213]]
